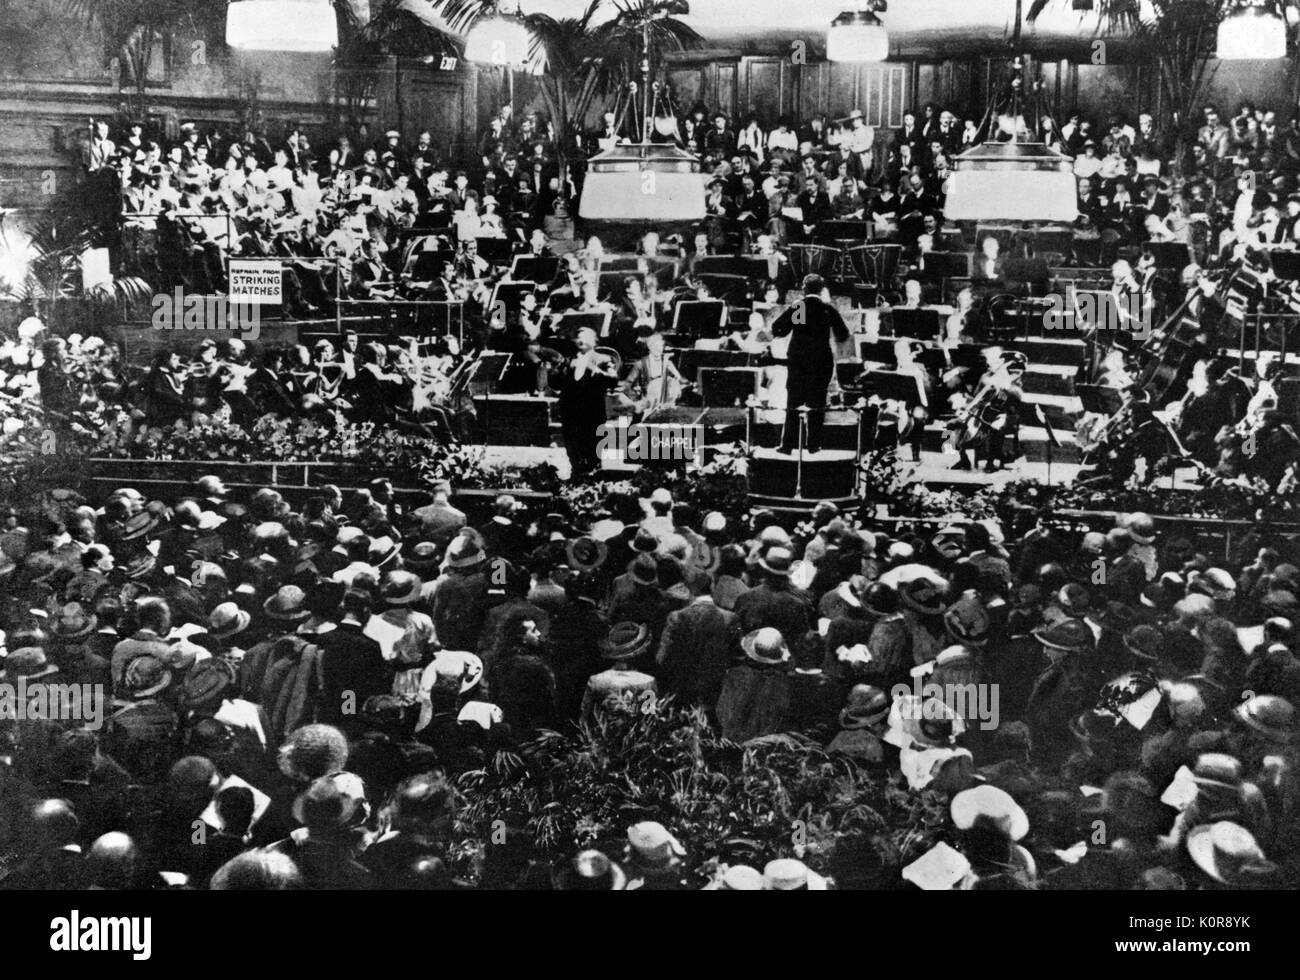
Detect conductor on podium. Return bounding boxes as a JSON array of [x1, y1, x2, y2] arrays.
[[772, 274, 850, 453]]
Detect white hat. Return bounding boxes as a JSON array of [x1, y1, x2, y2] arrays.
[[950, 785, 1030, 841], [649, 488, 673, 507], [626, 821, 686, 866], [458, 701, 504, 730], [763, 858, 828, 890]]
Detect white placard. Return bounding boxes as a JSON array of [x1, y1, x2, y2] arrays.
[[228, 258, 283, 304]]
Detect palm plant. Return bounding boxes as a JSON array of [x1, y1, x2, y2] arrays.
[[59, 0, 224, 119], [433, 0, 705, 176], [0, 206, 152, 325], [1026, 0, 1233, 171], [333, 0, 463, 130]]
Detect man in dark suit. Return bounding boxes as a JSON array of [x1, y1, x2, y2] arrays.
[[555, 327, 618, 477], [795, 175, 833, 238], [316, 589, 388, 734], [656, 593, 738, 710], [771, 275, 850, 454]]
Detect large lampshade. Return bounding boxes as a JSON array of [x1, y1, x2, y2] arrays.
[[226, 0, 338, 51], [579, 144, 706, 222], [944, 141, 1078, 223], [464, 13, 532, 66], [827, 6, 889, 62], [1216, 2, 1287, 59]]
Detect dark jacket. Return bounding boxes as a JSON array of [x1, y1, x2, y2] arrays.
[[716, 661, 794, 744], [656, 597, 738, 709]]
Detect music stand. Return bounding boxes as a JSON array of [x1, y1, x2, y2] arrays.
[[1268, 250, 1300, 281], [489, 280, 537, 316], [410, 250, 454, 282], [672, 300, 728, 340], [700, 367, 761, 407], [920, 252, 972, 280], [1143, 241, 1193, 271], [815, 219, 873, 244], [510, 254, 560, 283], [553, 310, 612, 340], [860, 370, 926, 408], [1077, 384, 1124, 416], [890, 307, 942, 341], [474, 237, 513, 267]]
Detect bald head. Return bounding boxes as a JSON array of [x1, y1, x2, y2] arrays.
[[88, 832, 138, 889], [31, 798, 79, 847]]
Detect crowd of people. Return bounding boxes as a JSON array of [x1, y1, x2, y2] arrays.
[[1, 471, 1299, 889]]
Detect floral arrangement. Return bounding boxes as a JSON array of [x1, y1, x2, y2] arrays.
[[450, 698, 950, 888]]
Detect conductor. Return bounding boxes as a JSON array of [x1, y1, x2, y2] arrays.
[[556, 327, 619, 477], [771, 274, 850, 453]]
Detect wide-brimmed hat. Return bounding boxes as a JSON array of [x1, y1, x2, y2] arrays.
[[1123, 624, 1165, 663], [420, 649, 484, 696], [181, 658, 238, 711], [52, 602, 96, 640], [951, 785, 1030, 842], [553, 849, 627, 891], [117, 511, 159, 542], [756, 545, 794, 578], [631, 527, 660, 554], [403, 541, 442, 574], [263, 585, 310, 622], [1234, 694, 1296, 743], [364, 533, 399, 567], [381, 570, 422, 606], [1188, 568, 1236, 603], [121, 552, 157, 580], [625, 821, 686, 870], [208, 602, 251, 640], [762, 858, 828, 890], [599, 622, 650, 661], [740, 627, 790, 666], [943, 596, 989, 646], [277, 723, 350, 781], [840, 684, 890, 730], [292, 772, 367, 830], [0, 647, 60, 683], [893, 694, 965, 747], [1124, 512, 1157, 545], [627, 554, 658, 586], [566, 536, 608, 573], [705, 865, 764, 890], [121, 653, 173, 699], [1033, 618, 1094, 654], [445, 533, 487, 570], [1187, 821, 1275, 886]]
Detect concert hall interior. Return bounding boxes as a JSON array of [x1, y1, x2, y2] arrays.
[[1, 0, 1300, 895]]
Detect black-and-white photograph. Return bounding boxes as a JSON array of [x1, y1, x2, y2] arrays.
[[0, 0, 1297, 917]]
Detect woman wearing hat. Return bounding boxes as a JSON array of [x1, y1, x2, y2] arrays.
[[715, 627, 794, 744], [581, 622, 658, 723]]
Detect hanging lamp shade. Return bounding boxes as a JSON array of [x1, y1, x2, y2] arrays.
[[226, 0, 338, 51], [1216, 2, 1287, 59], [464, 12, 532, 66], [943, 141, 1078, 223], [827, 5, 889, 62], [579, 143, 706, 222]]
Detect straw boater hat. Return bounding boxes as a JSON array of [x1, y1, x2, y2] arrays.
[[740, 627, 791, 666], [762, 858, 828, 890], [756, 545, 795, 578], [208, 601, 251, 641], [625, 821, 686, 872], [554, 850, 627, 891], [121, 654, 173, 700]]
